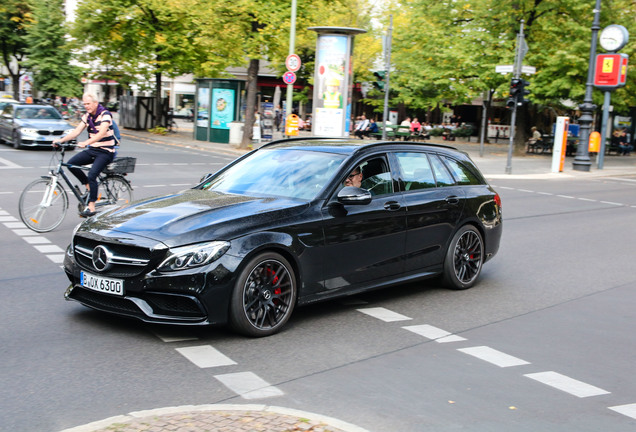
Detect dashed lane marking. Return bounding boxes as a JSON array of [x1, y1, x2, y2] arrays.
[[175, 345, 237, 368], [524, 371, 610, 398], [402, 324, 467, 343], [214, 372, 284, 399], [457, 346, 531, 368], [609, 403, 636, 420], [357, 307, 412, 322]]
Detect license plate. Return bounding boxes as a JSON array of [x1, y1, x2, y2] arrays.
[[80, 271, 124, 296]]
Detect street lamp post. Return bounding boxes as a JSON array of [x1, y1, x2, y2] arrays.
[[573, 0, 602, 172]]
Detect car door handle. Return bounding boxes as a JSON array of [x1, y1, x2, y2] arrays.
[[445, 195, 460, 205], [383, 201, 402, 211]]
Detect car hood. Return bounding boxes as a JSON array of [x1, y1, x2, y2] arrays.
[[16, 119, 71, 129], [82, 189, 310, 245]]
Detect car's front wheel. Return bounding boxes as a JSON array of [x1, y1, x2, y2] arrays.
[[12, 130, 21, 149], [442, 225, 484, 290], [230, 252, 297, 337]]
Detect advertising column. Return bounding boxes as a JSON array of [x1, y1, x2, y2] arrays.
[[309, 27, 366, 137]]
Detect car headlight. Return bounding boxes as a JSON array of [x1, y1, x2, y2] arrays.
[[21, 128, 39, 135], [157, 241, 230, 272]]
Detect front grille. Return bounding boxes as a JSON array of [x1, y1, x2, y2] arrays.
[[74, 237, 157, 277], [37, 130, 65, 136]]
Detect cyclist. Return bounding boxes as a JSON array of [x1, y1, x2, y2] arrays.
[[53, 93, 117, 217]]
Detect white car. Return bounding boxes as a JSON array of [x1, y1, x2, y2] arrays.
[[0, 104, 76, 149]]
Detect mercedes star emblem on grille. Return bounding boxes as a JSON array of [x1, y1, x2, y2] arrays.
[[92, 245, 112, 272]]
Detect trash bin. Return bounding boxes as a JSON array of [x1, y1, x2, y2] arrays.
[[229, 122, 244, 145]]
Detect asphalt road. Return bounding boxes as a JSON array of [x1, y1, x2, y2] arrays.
[[0, 137, 635, 432]]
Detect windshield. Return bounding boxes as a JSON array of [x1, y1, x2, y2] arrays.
[[203, 148, 346, 200], [15, 107, 62, 120]]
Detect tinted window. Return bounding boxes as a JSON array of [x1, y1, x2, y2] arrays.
[[443, 157, 482, 185], [395, 152, 436, 191], [429, 154, 455, 186]]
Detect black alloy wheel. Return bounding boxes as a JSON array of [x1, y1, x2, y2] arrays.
[[443, 225, 484, 290], [230, 252, 297, 337]]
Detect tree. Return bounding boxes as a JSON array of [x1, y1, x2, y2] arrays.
[[385, 0, 636, 150], [71, 0, 233, 126], [24, 0, 83, 99], [0, 0, 32, 100]]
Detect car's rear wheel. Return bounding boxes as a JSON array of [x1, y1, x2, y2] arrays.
[[12, 130, 21, 149], [230, 252, 297, 337], [442, 225, 484, 290]]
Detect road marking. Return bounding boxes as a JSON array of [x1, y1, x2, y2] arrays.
[[153, 331, 199, 343], [556, 194, 575, 199], [175, 345, 236, 368], [0, 215, 18, 222], [600, 200, 623, 206], [0, 156, 22, 168], [524, 371, 610, 398], [608, 403, 636, 420], [357, 307, 412, 322], [537, 191, 553, 195], [458, 346, 530, 368], [577, 197, 597, 202], [22, 236, 51, 244], [34, 244, 65, 254], [214, 372, 284, 399], [402, 324, 466, 343], [518, 189, 534, 193]]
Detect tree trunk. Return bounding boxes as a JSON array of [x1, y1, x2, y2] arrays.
[[240, 59, 259, 149]]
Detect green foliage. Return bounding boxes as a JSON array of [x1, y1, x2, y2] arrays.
[[387, 0, 636, 114], [24, 0, 83, 98], [0, 0, 32, 99]]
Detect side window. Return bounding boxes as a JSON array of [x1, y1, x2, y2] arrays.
[[443, 157, 482, 185], [429, 155, 456, 187], [395, 152, 436, 191], [359, 156, 393, 196]]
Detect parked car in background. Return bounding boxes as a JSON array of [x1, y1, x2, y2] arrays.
[[63, 138, 503, 337], [0, 97, 19, 112], [0, 104, 76, 149]]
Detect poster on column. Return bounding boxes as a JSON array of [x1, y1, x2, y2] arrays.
[[314, 35, 347, 136], [211, 88, 235, 129], [196, 87, 209, 127]]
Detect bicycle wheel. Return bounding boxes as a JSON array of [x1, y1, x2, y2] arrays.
[[97, 175, 133, 207], [19, 178, 69, 232]]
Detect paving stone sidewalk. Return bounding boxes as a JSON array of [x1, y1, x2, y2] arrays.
[[61, 405, 368, 432]]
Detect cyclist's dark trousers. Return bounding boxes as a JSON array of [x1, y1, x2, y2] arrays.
[[68, 147, 115, 203]]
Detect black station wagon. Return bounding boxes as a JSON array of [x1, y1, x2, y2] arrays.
[[63, 138, 502, 337]]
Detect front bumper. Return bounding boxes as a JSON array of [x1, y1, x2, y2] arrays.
[[63, 239, 238, 326]]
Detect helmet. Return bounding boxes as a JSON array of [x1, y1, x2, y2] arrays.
[[326, 77, 341, 86]]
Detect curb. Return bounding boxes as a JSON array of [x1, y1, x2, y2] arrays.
[[58, 404, 371, 432]]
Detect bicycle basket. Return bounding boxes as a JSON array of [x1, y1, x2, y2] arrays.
[[105, 157, 136, 174]]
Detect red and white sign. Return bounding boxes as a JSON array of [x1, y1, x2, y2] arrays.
[[285, 54, 301, 72], [283, 71, 297, 85], [594, 53, 629, 89]]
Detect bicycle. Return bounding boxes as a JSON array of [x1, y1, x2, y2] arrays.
[[166, 109, 178, 133], [18, 144, 135, 232]]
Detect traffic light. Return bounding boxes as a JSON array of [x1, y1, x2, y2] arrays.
[[507, 78, 531, 108], [518, 79, 530, 104], [373, 71, 386, 91]]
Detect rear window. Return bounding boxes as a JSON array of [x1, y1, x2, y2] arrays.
[[443, 157, 483, 185]]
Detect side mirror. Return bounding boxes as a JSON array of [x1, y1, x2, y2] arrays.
[[337, 186, 372, 205]]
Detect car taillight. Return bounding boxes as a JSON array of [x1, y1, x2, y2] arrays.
[[494, 193, 502, 208]]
